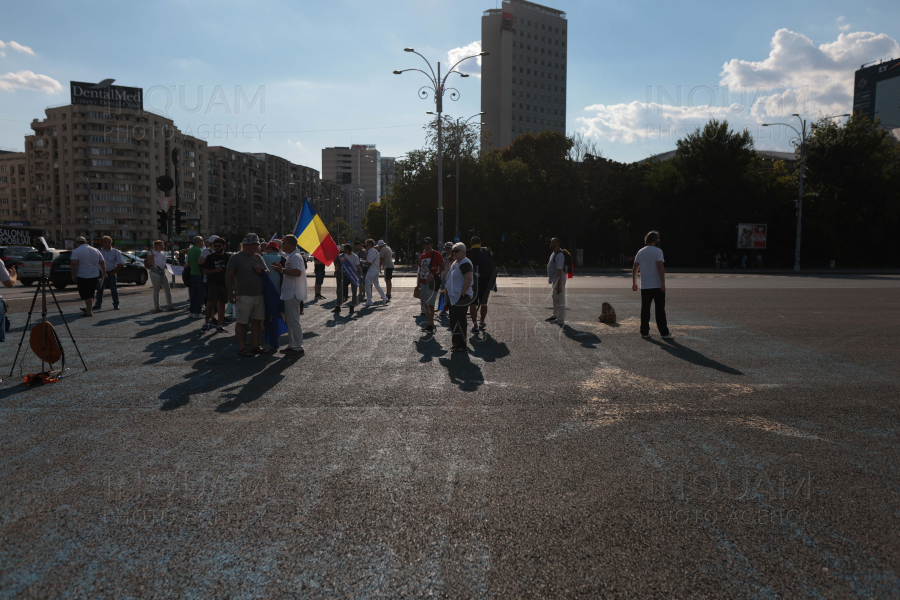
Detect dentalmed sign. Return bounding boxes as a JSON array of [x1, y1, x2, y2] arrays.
[[70, 81, 143, 110]]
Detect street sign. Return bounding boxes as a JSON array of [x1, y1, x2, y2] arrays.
[[156, 175, 174, 193], [158, 197, 174, 212], [453, 236, 460, 243]]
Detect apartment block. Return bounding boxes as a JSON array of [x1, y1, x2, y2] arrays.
[[0, 151, 28, 222], [481, 0, 568, 150], [206, 147, 318, 241], [22, 104, 208, 247], [322, 145, 380, 201]]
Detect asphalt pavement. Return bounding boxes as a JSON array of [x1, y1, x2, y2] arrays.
[[1, 272, 898, 598]]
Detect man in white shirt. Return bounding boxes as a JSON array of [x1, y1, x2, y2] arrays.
[[96, 236, 125, 311], [0, 260, 17, 343], [376, 240, 394, 300], [632, 230, 672, 339], [271, 234, 307, 357], [335, 243, 362, 315], [362, 238, 387, 306], [546, 237, 567, 326], [70, 236, 107, 317]]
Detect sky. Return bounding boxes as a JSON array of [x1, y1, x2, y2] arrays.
[[1, 0, 898, 169]]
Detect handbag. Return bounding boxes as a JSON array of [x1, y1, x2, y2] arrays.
[[413, 286, 421, 299]]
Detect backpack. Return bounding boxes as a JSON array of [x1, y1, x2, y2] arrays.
[[556, 249, 575, 279], [476, 248, 495, 284]]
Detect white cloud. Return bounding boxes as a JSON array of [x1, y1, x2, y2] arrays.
[[836, 16, 852, 32], [0, 52, 5, 58], [287, 139, 304, 150], [0, 70, 63, 93], [8, 41, 34, 55], [448, 41, 482, 78], [578, 28, 900, 147]]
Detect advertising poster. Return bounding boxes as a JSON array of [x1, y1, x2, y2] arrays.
[[737, 224, 767, 249]]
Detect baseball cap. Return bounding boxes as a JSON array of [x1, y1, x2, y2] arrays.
[[444, 242, 453, 249], [266, 241, 280, 250], [242, 233, 260, 245], [423, 237, 433, 245], [208, 235, 219, 243], [376, 239, 385, 247], [74, 236, 86, 243]]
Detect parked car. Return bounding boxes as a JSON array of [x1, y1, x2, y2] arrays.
[[50, 251, 149, 289], [17, 249, 64, 285], [0, 245, 35, 271]]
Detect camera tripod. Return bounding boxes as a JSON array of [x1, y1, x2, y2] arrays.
[[8, 260, 87, 379]]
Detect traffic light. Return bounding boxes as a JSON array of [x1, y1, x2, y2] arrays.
[[156, 210, 168, 234], [174, 209, 186, 234]]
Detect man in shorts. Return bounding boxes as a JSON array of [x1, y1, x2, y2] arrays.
[[376, 240, 394, 300], [70, 236, 107, 317], [313, 256, 327, 300], [415, 237, 443, 334], [225, 233, 270, 356], [201, 238, 231, 332]]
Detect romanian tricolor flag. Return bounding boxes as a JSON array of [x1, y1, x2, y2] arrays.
[[294, 197, 340, 266]]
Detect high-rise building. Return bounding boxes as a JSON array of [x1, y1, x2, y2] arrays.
[[22, 103, 209, 248], [853, 58, 900, 129], [0, 151, 28, 223], [322, 145, 381, 202], [481, 0, 568, 151]]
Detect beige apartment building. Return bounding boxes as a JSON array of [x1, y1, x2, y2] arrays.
[[22, 104, 209, 248], [481, 0, 568, 150], [0, 151, 28, 223], [206, 147, 319, 243]]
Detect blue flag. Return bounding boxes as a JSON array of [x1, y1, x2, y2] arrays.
[[262, 274, 289, 348], [339, 253, 362, 287]]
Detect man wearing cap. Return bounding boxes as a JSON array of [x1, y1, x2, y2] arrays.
[[201, 237, 231, 333], [225, 233, 270, 356], [95, 236, 124, 311], [70, 236, 107, 317], [187, 236, 205, 318], [415, 237, 443, 334], [270, 235, 306, 357], [376, 240, 394, 300], [362, 239, 388, 307]]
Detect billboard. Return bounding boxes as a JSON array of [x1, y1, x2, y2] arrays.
[[70, 81, 143, 111], [853, 58, 900, 128], [737, 224, 767, 249], [0, 225, 44, 246]]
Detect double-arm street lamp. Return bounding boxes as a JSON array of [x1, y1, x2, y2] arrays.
[[394, 47, 487, 247], [442, 112, 485, 241], [761, 113, 849, 271], [269, 180, 296, 238]]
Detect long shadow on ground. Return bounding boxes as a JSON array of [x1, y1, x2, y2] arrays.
[[645, 338, 743, 375], [439, 351, 484, 392]]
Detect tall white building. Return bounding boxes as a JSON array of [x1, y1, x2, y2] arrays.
[[481, 0, 568, 151]]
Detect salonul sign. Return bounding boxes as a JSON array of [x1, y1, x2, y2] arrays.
[[70, 81, 143, 110]]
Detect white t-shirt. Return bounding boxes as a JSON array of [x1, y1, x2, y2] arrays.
[[634, 245, 664, 289], [447, 258, 474, 305], [344, 252, 360, 270], [366, 248, 380, 275], [99, 247, 124, 272], [379, 246, 394, 269], [71, 244, 103, 278], [547, 251, 565, 283], [280, 250, 308, 301], [0, 261, 10, 284]]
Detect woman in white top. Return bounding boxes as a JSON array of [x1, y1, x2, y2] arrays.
[[144, 239, 174, 312], [445, 242, 474, 352]]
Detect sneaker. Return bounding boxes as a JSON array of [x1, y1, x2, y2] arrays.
[[284, 347, 305, 357], [93, 305, 101, 310], [661, 333, 674, 339], [349, 306, 355, 314], [471, 325, 480, 333], [201, 324, 209, 332], [545, 316, 557, 322], [333, 307, 341, 314], [439, 311, 448, 317], [641, 333, 651, 338], [364, 302, 374, 307], [478, 323, 487, 331], [279, 347, 294, 354], [191, 313, 204, 319], [113, 306, 120, 310], [215, 326, 227, 333], [421, 324, 435, 333]]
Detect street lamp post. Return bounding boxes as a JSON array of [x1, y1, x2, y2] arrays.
[[450, 113, 485, 241], [77, 173, 94, 246], [394, 47, 487, 247], [761, 113, 849, 271]]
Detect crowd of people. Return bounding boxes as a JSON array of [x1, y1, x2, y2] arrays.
[[0, 228, 676, 360]]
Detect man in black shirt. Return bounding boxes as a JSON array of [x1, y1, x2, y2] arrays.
[[466, 236, 495, 333], [202, 239, 231, 332]]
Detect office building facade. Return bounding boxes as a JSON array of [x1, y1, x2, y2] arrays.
[[0, 151, 28, 223], [481, 0, 568, 150]]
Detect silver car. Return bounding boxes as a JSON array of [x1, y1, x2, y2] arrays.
[[18, 249, 64, 285]]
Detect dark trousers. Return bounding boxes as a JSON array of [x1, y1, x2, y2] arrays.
[[640, 288, 669, 336], [190, 275, 206, 315], [449, 303, 468, 349], [342, 278, 358, 308], [335, 272, 357, 309], [95, 274, 118, 308]]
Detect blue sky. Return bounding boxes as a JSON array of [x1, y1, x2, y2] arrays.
[[1, 0, 898, 169]]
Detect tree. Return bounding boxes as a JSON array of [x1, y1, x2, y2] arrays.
[[803, 113, 900, 263]]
